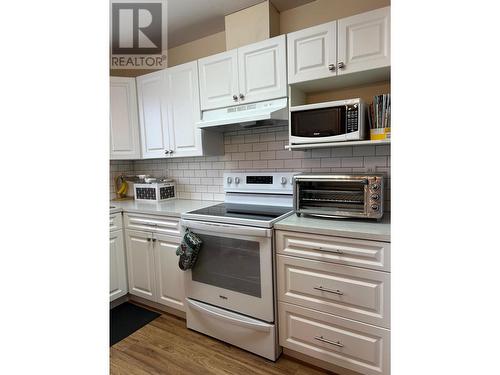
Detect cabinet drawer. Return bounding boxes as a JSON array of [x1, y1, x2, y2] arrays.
[[276, 230, 390, 272], [109, 213, 123, 231], [277, 255, 389, 328], [279, 302, 390, 375], [124, 212, 181, 236]]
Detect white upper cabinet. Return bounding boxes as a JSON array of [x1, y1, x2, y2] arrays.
[[198, 50, 239, 110], [287, 22, 337, 84], [198, 35, 287, 110], [237, 35, 287, 104], [136, 70, 171, 159], [337, 7, 390, 75], [166, 61, 203, 158], [110, 77, 141, 159]]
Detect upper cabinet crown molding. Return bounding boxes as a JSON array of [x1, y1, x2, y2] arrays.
[[287, 6, 390, 86], [198, 35, 287, 111], [110, 77, 141, 160]]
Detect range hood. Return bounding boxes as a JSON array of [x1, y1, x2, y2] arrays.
[[197, 98, 288, 131]]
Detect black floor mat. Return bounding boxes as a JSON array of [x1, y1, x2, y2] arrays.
[[110, 302, 160, 346]]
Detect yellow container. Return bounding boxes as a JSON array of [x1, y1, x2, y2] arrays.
[[370, 127, 391, 141]]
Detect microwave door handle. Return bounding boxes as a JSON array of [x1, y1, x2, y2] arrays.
[[186, 299, 272, 332]]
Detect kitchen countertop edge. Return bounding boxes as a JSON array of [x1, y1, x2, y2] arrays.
[[109, 199, 221, 217], [274, 214, 391, 242]]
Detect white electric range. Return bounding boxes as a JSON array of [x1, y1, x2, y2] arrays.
[[180, 172, 298, 361]]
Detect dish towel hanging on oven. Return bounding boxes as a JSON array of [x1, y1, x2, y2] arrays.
[[176, 229, 202, 271]]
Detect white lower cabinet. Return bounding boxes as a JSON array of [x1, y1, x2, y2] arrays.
[[110, 228, 128, 302], [276, 229, 391, 375], [154, 234, 185, 311], [279, 302, 389, 375], [124, 221, 185, 312], [124, 230, 156, 300]]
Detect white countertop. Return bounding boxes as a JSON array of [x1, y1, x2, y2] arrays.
[[274, 214, 390, 242], [109, 199, 220, 217]]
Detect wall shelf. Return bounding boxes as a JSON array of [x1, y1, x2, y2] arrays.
[[285, 139, 390, 150]]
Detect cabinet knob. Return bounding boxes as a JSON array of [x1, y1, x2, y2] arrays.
[[165, 149, 173, 155], [232, 94, 238, 101], [328, 64, 336, 71], [337, 62, 345, 69], [239, 93, 245, 100]]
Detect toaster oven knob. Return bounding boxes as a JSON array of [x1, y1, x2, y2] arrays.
[[280, 176, 287, 185], [371, 204, 380, 211], [371, 194, 380, 200], [226, 177, 233, 184], [235, 177, 240, 184], [371, 184, 380, 190]]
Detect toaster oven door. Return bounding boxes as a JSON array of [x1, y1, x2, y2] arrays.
[[296, 179, 368, 216]]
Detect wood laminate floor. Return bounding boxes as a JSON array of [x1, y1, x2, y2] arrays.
[[110, 303, 334, 375]]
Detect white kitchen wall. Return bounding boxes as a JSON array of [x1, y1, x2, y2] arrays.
[[110, 125, 391, 210]]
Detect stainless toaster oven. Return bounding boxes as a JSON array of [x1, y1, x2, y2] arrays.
[[293, 174, 384, 220]]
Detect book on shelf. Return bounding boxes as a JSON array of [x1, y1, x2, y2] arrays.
[[369, 93, 391, 129]]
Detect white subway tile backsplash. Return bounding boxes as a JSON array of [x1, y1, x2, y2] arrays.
[[267, 159, 284, 168], [284, 159, 302, 168], [110, 127, 391, 209], [238, 143, 253, 152], [311, 148, 331, 158], [268, 141, 285, 151], [375, 145, 391, 155], [332, 147, 353, 157], [275, 150, 292, 159], [252, 143, 268, 151], [260, 151, 276, 160], [341, 157, 363, 167]]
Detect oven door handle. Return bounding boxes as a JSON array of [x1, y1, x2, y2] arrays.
[[180, 219, 272, 238], [186, 299, 272, 332]]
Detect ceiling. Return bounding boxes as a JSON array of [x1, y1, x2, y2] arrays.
[[167, 0, 315, 48]]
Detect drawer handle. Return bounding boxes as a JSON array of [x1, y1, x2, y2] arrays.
[[314, 246, 343, 254], [314, 336, 344, 348], [314, 286, 344, 295]]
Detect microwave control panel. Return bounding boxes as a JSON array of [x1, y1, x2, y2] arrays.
[[346, 104, 359, 133]]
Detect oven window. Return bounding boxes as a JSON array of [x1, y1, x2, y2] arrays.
[[291, 107, 345, 138], [299, 180, 366, 213], [191, 234, 261, 298]]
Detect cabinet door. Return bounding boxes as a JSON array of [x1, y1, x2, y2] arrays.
[[110, 77, 140, 160], [287, 21, 337, 84], [166, 61, 202, 158], [337, 7, 390, 75], [198, 50, 239, 110], [153, 234, 185, 311], [124, 230, 156, 301], [110, 230, 128, 301], [136, 70, 171, 159], [237, 35, 287, 104]]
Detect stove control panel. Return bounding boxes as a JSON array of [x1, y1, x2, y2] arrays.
[[224, 172, 298, 194]]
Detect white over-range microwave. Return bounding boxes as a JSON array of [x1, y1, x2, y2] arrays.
[[289, 98, 366, 145]]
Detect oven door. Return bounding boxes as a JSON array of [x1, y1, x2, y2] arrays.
[[180, 219, 274, 323]]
